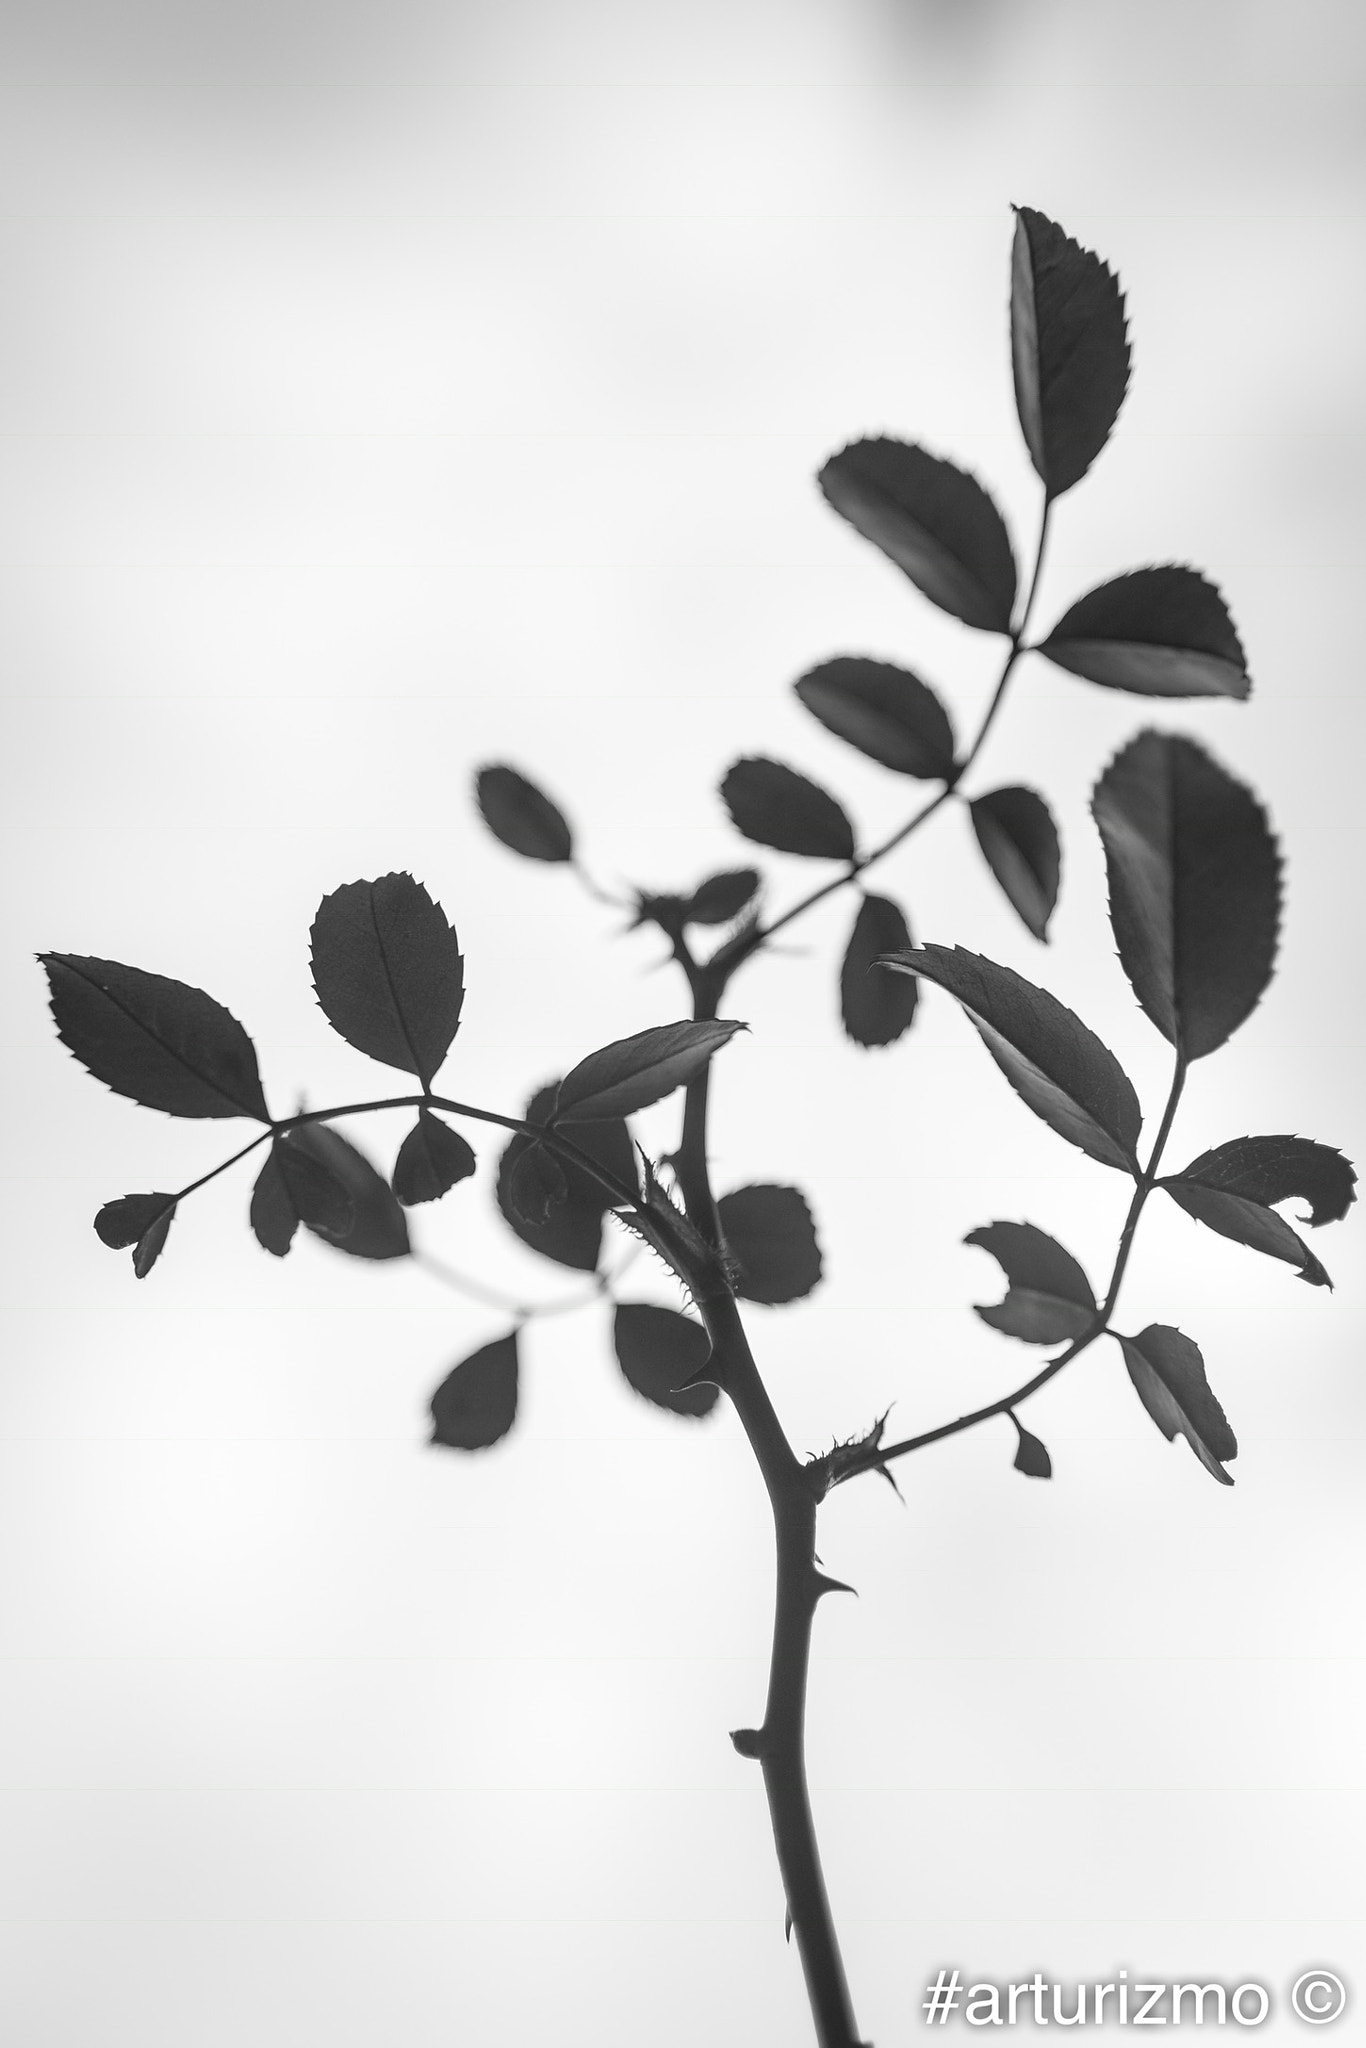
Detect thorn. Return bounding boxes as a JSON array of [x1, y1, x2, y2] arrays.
[[812, 1572, 857, 1600], [877, 1463, 906, 1504], [730, 1727, 766, 1760]]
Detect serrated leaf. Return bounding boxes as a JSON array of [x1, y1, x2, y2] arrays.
[[1038, 567, 1250, 699], [884, 945, 1141, 1171], [497, 1087, 637, 1271], [94, 1192, 177, 1278], [309, 873, 464, 1088], [967, 1221, 1096, 1344], [817, 437, 1017, 632], [554, 1019, 744, 1124], [840, 894, 917, 1048], [969, 787, 1060, 941], [1166, 1135, 1356, 1228], [720, 757, 856, 860], [40, 955, 269, 1121], [1091, 731, 1280, 1061], [718, 1185, 823, 1305], [612, 1303, 719, 1418], [1012, 1420, 1053, 1479], [794, 657, 956, 780], [475, 765, 574, 862], [250, 1148, 298, 1257], [285, 1124, 410, 1260], [1160, 1180, 1330, 1288], [684, 869, 761, 926], [430, 1332, 520, 1449], [393, 1109, 477, 1206], [1010, 205, 1130, 498], [1117, 1325, 1236, 1486], [508, 1141, 568, 1225]]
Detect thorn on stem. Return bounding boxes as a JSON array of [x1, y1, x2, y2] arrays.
[[730, 1726, 766, 1760], [812, 1571, 857, 1600]]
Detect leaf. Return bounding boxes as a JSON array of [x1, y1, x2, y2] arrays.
[[40, 955, 269, 1121], [309, 873, 464, 1088], [1038, 567, 1250, 699], [1091, 731, 1280, 1060], [684, 869, 760, 926], [94, 1192, 177, 1278], [1010, 204, 1130, 498], [508, 1141, 568, 1226], [284, 1124, 411, 1260], [817, 437, 1017, 632], [793, 657, 956, 780], [1166, 1135, 1357, 1228], [393, 1109, 477, 1206], [554, 1019, 744, 1124], [718, 1185, 823, 1305], [884, 945, 1141, 1171], [969, 787, 1060, 941], [612, 1304, 719, 1418], [841, 894, 918, 1048], [497, 1086, 637, 1271], [430, 1332, 520, 1449], [720, 758, 856, 860], [967, 1221, 1096, 1344], [1117, 1325, 1236, 1486], [1160, 1180, 1330, 1289], [1011, 1419, 1053, 1479], [475, 765, 574, 862], [250, 1148, 299, 1257], [275, 1136, 356, 1240]]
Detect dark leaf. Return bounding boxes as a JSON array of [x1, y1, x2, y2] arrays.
[[967, 1221, 1096, 1344], [1166, 1135, 1355, 1229], [969, 787, 1060, 941], [817, 437, 1017, 632], [497, 1087, 637, 1271], [1010, 204, 1130, 498], [1011, 1419, 1053, 1479], [1091, 731, 1280, 1060], [613, 1303, 719, 1418], [720, 757, 856, 860], [94, 1191, 177, 1278], [794, 656, 956, 780], [392, 1109, 477, 1206], [276, 1136, 356, 1240], [1160, 1180, 1330, 1288], [40, 954, 269, 1121], [554, 1019, 744, 1124], [718, 1184, 823, 1305], [250, 1148, 298, 1257], [475, 765, 574, 862], [430, 1332, 520, 1449], [309, 873, 464, 1088], [684, 869, 760, 926], [841, 894, 917, 1047], [1117, 1325, 1237, 1486], [508, 1141, 568, 1226], [884, 945, 1141, 1171], [1038, 567, 1250, 699], [285, 1124, 410, 1259]]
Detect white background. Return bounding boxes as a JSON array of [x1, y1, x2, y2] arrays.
[[3, 1, 1363, 2041]]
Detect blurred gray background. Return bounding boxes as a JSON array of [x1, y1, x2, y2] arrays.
[[3, 1, 1363, 2041]]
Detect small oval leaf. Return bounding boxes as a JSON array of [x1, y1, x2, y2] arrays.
[[613, 1303, 719, 1418], [967, 1221, 1096, 1344], [94, 1192, 177, 1278], [41, 954, 269, 1121], [1167, 1136, 1356, 1229], [720, 757, 856, 861], [885, 945, 1141, 1171], [1038, 567, 1250, 699], [1092, 731, 1280, 1061], [840, 895, 917, 1048], [1117, 1325, 1236, 1486], [475, 765, 574, 862], [969, 787, 1061, 941], [1010, 205, 1130, 498], [284, 1124, 411, 1260], [718, 1185, 823, 1305], [684, 869, 761, 926], [1012, 1420, 1053, 1479], [430, 1332, 520, 1449], [310, 873, 464, 1088], [497, 1086, 637, 1272], [817, 437, 1017, 632], [554, 1019, 744, 1125], [794, 657, 956, 780], [393, 1109, 477, 1206], [250, 1148, 298, 1257]]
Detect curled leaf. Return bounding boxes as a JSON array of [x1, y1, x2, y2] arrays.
[[554, 1019, 744, 1125], [969, 787, 1060, 941], [284, 1124, 410, 1260], [497, 1087, 637, 1271], [967, 1221, 1096, 1344], [310, 873, 464, 1088], [393, 1109, 477, 1206], [720, 757, 856, 861], [1164, 1135, 1356, 1229], [840, 894, 917, 1048], [1038, 567, 1250, 699], [718, 1184, 822, 1305], [1160, 1180, 1330, 1288], [41, 954, 269, 1121], [612, 1303, 719, 1418], [475, 765, 574, 862], [94, 1192, 177, 1278], [430, 1332, 520, 1449], [794, 657, 956, 780], [1010, 204, 1130, 498], [1117, 1325, 1236, 1486]]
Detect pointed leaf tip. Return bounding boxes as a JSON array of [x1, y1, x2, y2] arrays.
[[1118, 1324, 1236, 1485], [309, 873, 464, 1088], [41, 954, 269, 1121], [1010, 205, 1130, 498], [554, 1018, 744, 1124], [430, 1332, 520, 1449], [1011, 1418, 1053, 1479], [475, 764, 574, 862]]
